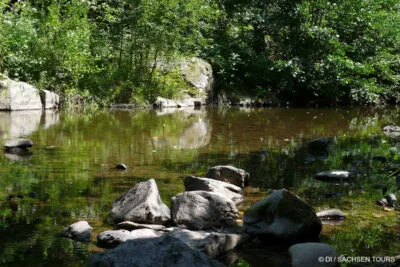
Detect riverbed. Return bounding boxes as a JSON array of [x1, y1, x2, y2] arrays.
[[0, 107, 399, 266]]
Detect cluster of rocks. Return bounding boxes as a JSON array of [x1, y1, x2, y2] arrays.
[[60, 165, 343, 266]]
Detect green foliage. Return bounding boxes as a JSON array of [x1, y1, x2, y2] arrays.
[[0, 0, 400, 106]]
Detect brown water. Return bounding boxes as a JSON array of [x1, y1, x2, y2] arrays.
[[0, 107, 399, 266]]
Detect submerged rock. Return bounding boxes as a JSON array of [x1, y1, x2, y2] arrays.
[[243, 189, 321, 243], [97, 229, 163, 248], [184, 176, 243, 204], [171, 191, 238, 230], [307, 137, 330, 150], [115, 163, 127, 170], [60, 221, 93, 242], [314, 170, 353, 183], [169, 228, 249, 258], [206, 165, 250, 188], [110, 179, 171, 225], [88, 235, 224, 267], [289, 243, 339, 267]]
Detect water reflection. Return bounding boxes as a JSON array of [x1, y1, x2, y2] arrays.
[[0, 110, 59, 139]]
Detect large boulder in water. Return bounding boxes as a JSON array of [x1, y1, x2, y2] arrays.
[[171, 191, 238, 230], [110, 179, 171, 225], [206, 165, 250, 188], [0, 75, 42, 110], [184, 176, 243, 204], [307, 137, 330, 150], [87, 235, 225, 267], [243, 189, 321, 243], [40, 90, 60, 109], [289, 242, 339, 267]]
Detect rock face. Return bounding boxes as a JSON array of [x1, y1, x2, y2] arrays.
[[4, 139, 33, 149], [97, 229, 163, 248], [0, 75, 59, 110], [110, 179, 171, 225], [314, 170, 353, 183], [243, 189, 322, 243], [289, 243, 339, 267], [184, 176, 243, 204], [169, 228, 249, 258], [206, 165, 250, 188], [41, 90, 60, 109], [60, 221, 93, 242], [171, 191, 238, 230], [180, 58, 213, 95], [87, 235, 225, 267]]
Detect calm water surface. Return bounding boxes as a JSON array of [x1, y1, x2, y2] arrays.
[[1, 107, 399, 266]]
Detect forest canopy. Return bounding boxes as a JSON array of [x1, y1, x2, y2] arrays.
[[0, 0, 399, 106]]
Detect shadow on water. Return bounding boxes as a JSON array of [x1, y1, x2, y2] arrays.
[[0, 107, 400, 266]]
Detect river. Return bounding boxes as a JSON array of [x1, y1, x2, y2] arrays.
[[0, 107, 399, 266]]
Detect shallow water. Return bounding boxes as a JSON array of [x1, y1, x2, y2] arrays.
[[0, 107, 399, 266]]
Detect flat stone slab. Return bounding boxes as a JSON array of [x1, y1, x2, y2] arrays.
[[97, 229, 163, 248], [117, 221, 166, 231], [314, 170, 353, 183]]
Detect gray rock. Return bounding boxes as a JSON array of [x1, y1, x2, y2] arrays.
[[171, 191, 238, 230], [0, 76, 42, 110], [316, 209, 345, 225], [180, 58, 213, 95], [117, 221, 166, 231], [169, 228, 249, 258], [206, 165, 250, 188], [385, 193, 397, 207], [97, 229, 163, 248], [243, 189, 322, 243], [289, 242, 339, 267], [314, 170, 353, 183], [307, 137, 330, 150], [60, 221, 93, 242], [383, 125, 400, 138], [110, 179, 171, 224], [88, 235, 225, 267], [184, 176, 243, 204], [41, 90, 60, 109], [153, 97, 179, 108], [4, 138, 33, 149]]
